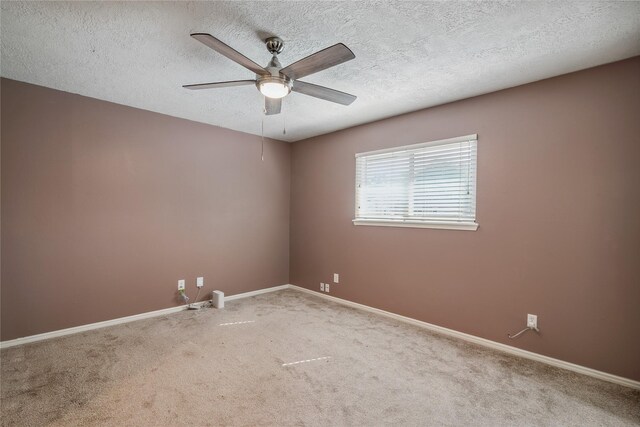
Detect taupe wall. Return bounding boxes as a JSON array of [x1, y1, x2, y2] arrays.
[[290, 57, 640, 381], [1, 78, 291, 341], [3, 58, 639, 381]]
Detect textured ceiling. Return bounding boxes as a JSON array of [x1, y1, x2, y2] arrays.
[[2, 1, 639, 142]]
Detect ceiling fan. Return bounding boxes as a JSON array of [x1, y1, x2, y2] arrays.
[[183, 34, 357, 115]]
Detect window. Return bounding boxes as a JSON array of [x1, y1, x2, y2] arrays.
[[354, 134, 478, 231]]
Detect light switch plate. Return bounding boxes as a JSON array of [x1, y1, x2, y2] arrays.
[[333, 273, 339, 283], [325, 283, 330, 292], [320, 283, 325, 292]]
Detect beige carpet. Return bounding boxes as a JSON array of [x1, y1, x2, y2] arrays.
[[1, 289, 639, 426]]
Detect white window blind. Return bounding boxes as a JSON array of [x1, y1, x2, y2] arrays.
[[354, 134, 478, 230]]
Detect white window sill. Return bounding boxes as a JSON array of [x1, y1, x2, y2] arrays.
[[352, 219, 479, 231]]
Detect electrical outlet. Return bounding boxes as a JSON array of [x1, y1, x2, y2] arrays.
[[325, 283, 330, 292], [178, 279, 186, 291], [333, 273, 339, 283], [320, 283, 325, 292], [196, 277, 204, 288], [527, 314, 538, 329]]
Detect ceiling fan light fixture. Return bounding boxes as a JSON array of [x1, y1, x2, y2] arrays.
[[258, 80, 290, 99], [257, 73, 292, 99], [258, 78, 291, 99]]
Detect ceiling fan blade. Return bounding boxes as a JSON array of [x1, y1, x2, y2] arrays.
[[183, 80, 256, 90], [292, 80, 357, 106], [265, 97, 282, 115], [191, 33, 267, 76], [280, 43, 355, 80]]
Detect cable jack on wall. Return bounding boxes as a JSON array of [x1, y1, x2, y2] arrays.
[[177, 277, 205, 310], [508, 314, 540, 339]]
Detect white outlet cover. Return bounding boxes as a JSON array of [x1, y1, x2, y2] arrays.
[[333, 273, 339, 283], [325, 284, 330, 292], [178, 279, 186, 291], [320, 283, 325, 292], [196, 277, 204, 287], [527, 314, 538, 328]]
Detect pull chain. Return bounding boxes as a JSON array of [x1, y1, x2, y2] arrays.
[[261, 114, 265, 161], [283, 112, 286, 135]]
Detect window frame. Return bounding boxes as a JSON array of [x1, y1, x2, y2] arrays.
[[353, 134, 479, 231]]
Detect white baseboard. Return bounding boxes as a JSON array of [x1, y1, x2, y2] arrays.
[[288, 285, 640, 390], [225, 284, 291, 301], [0, 284, 289, 350], [2, 283, 638, 390]]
